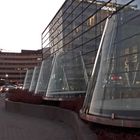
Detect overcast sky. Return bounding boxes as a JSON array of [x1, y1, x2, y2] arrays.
[[0, 0, 65, 52]]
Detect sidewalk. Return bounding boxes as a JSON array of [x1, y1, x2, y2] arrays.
[[0, 96, 76, 140]]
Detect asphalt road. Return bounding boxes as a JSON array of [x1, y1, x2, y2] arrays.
[[0, 94, 76, 140]]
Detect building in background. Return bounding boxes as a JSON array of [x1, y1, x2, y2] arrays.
[[0, 49, 42, 85]]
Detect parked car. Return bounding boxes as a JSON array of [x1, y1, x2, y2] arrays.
[[17, 84, 23, 89], [0, 84, 17, 92]]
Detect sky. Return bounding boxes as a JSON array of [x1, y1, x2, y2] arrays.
[[0, 0, 65, 52]]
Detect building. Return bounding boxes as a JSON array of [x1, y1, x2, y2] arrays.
[[22, 0, 140, 138], [0, 49, 42, 84], [41, 0, 113, 98], [20, 0, 140, 137]]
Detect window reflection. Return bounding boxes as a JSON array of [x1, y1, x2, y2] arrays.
[[87, 15, 96, 27]]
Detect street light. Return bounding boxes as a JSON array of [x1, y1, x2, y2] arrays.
[[5, 74, 8, 84], [5, 74, 8, 78]]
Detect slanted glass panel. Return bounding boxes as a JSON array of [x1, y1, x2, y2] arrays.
[[87, 0, 140, 120], [42, 0, 120, 100], [29, 66, 40, 92], [35, 57, 53, 95], [23, 69, 34, 90], [46, 51, 87, 98]]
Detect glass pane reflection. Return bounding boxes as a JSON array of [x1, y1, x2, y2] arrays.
[[23, 69, 34, 90], [35, 57, 53, 95], [46, 51, 87, 98], [87, 1, 140, 120], [29, 66, 40, 92]]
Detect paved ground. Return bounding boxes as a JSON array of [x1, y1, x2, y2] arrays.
[[0, 94, 76, 140]]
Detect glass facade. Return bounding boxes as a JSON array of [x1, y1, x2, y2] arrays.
[[23, 69, 34, 90], [21, 0, 140, 127], [42, 0, 112, 99], [29, 66, 40, 92], [46, 51, 86, 98], [34, 57, 53, 95], [81, 0, 140, 127]]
